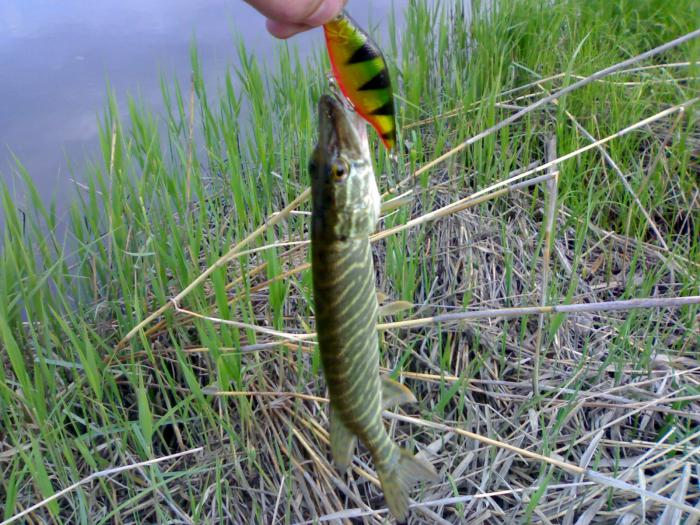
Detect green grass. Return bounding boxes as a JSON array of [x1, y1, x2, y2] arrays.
[[1, 0, 699, 523]]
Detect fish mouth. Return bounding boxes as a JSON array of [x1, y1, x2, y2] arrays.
[[317, 94, 368, 159]]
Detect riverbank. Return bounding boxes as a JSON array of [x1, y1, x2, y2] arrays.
[[1, 0, 698, 523]]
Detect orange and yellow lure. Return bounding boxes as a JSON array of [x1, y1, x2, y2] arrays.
[[323, 11, 397, 151]]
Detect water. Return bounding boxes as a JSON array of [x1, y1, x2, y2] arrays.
[[0, 0, 404, 228]]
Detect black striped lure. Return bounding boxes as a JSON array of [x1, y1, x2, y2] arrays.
[[310, 94, 437, 522], [323, 10, 397, 151]]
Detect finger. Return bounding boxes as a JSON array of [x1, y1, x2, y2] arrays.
[[245, 0, 346, 26], [265, 19, 314, 39], [302, 0, 347, 27]]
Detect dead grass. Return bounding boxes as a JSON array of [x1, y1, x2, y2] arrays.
[[100, 108, 698, 524]]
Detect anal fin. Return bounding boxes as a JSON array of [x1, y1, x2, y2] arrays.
[[330, 405, 356, 471], [381, 376, 416, 409]]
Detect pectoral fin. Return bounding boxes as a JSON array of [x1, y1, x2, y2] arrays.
[[330, 405, 356, 471], [377, 300, 413, 318], [381, 376, 416, 409]]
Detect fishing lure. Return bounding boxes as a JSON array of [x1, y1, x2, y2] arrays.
[[323, 10, 397, 151]]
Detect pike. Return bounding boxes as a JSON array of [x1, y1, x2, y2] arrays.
[[310, 94, 437, 522], [323, 10, 397, 151]]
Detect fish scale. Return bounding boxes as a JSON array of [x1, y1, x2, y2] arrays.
[[314, 240, 381, 412], [310, 95, 437, 522]]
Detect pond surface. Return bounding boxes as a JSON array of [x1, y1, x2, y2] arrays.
[[0, 0, 403, 228]]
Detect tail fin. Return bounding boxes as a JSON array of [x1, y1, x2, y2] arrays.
[[377, 449, 438, 522]]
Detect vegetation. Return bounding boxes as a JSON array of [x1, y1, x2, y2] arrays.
[[1, 0, 698, 523]]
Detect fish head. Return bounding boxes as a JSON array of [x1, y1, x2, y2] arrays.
[[310, 94, 379, 241]]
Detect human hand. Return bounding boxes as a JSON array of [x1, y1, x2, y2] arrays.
[[244, 0, 347, 39]]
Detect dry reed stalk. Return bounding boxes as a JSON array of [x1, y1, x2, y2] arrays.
[[169, 294, 699, 349], [385, 413, 700, 517], [390, 29, 700, 191], [117, 188, 311, 348], [532, 79, 670, 250], [533, 135, 559, 396], [0, 448, 203, 525]]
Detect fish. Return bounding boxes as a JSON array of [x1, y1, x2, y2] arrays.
[[323, 10, 397, 151], [310, 94, 437, 522]]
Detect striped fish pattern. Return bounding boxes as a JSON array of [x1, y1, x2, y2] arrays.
[[323, 10, 397, 151], [310, 95, 437, 522]]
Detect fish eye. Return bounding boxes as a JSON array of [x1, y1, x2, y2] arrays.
[[331, 159, 348, 181]]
